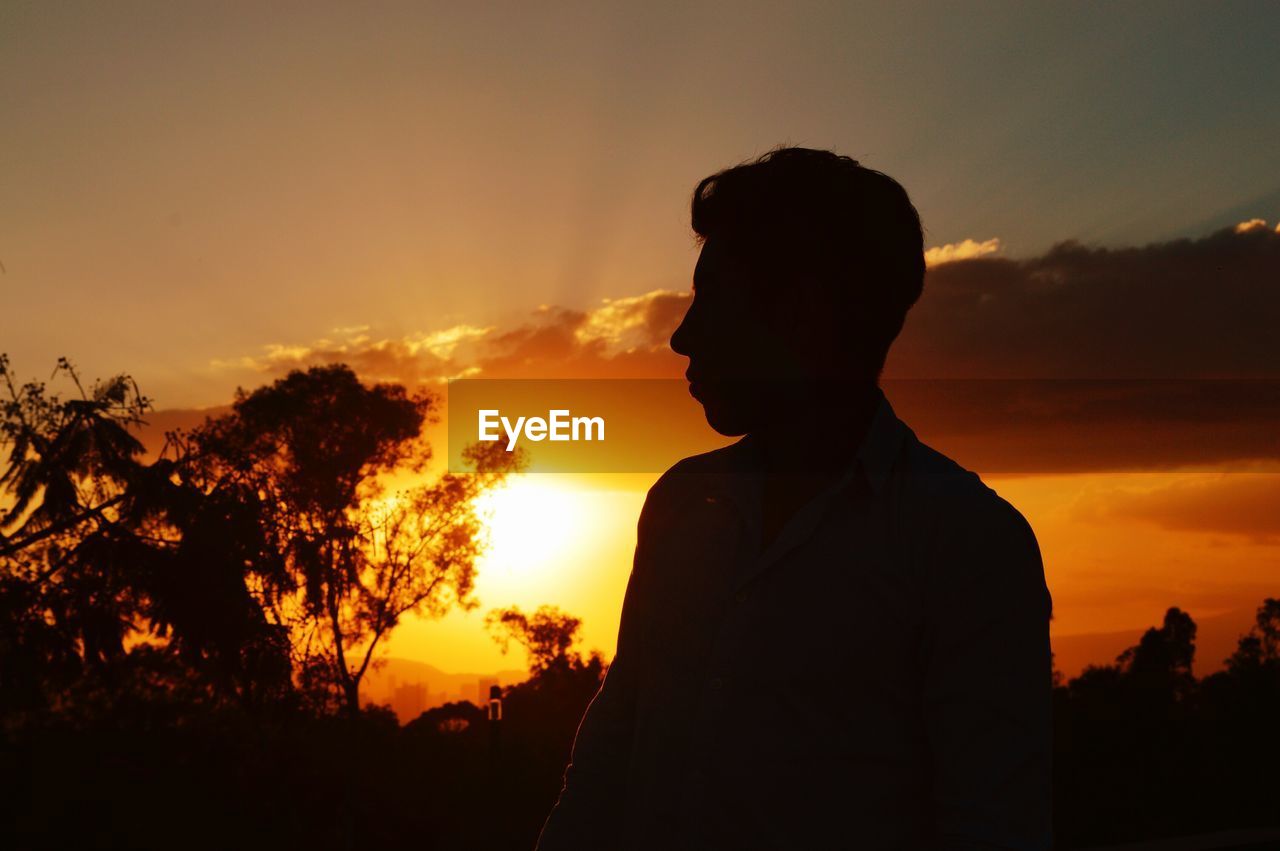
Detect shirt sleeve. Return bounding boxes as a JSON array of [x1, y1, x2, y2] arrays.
[[922, 490, 1055, 851], [534, 481, 662, 851]]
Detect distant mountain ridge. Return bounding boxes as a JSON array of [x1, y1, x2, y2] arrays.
[[361, 657, 527, 709]]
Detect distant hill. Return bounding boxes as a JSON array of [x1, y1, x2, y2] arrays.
[[361, 657, 527, 719], [1052, 606, 1257, 681]]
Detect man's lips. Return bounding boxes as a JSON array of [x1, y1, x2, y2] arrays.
[[685, 370, 702, 398], [686, 371, 713, 401]]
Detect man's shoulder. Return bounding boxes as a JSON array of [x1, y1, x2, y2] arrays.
[[894, 428, 1036, 543], [651, 441, 748, 490], [895, 430, 1048, 613], [634, 442, 749, 528]]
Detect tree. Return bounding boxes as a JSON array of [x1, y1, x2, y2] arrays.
[[178, 363, 521, 716], [1225, 597, 1280, 674], [1116, 605, 1197, 697], [0, 354, 157, 714], [2, 355, 521, 721], [3, 355, 295, 713], [485, 604, 589, 675], [1, 355, 151, 557]]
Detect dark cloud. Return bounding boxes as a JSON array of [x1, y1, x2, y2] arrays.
[[880, 224, 1280, 471], [889, 223, 1280, 379], [884, 378, 1280, 473]]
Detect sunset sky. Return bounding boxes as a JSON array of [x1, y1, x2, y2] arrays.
[[4, 2, 1279, 680]]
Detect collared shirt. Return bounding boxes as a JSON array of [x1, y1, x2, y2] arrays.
[[536, 389, 1054, 851]]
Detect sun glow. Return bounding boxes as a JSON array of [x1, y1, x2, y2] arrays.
[[474, 476, 593, 591], [385, 475, 650, 672]]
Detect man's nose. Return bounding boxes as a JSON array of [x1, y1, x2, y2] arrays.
[[670, 307, 695, 357]]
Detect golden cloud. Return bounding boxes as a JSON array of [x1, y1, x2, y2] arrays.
[[209, 290, 689, 388], [924, 237, 1002, 266]]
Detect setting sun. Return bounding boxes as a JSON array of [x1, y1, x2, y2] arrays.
[[474, 476, 598, 588]]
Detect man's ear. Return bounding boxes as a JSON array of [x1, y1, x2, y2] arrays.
[[784, 279, 842, 363]]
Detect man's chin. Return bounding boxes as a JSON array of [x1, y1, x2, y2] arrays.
[[697, 401, 753, 437]]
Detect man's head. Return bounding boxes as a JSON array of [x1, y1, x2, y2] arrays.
[[670, 145, 925, 436]]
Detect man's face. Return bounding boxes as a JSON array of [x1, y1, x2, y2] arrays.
[[670, 236, 814, 436]]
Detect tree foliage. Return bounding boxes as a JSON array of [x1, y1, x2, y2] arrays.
[[1, 355, 520, 720], [486, 604, 586, 675]]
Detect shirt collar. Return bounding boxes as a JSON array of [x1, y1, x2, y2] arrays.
[[727, 385, 907, 498], [855, 387, 908, 497]]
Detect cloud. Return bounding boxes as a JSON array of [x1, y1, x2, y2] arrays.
[[1234, 218, 1270, 234], [882, 221, 1280, 470], [880, 378, 1280, 473], [924, 237, 1002, 266], [1075, 474, 1280, 543], [210, 290, 690, 387], [409, 324, 494, 360], [212, 332, 458, 385], [889, 221, 1280, 379], [574, 289, 680, 351], [193, 222, 1280, 473]]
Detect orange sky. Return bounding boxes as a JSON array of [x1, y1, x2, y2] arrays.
[[117, 222, 1280, 681], [380, 466, 1279, 682], [5, 4, 1279, 684]]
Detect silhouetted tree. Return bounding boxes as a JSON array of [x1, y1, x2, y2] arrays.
[[483, 604, 607, 847], [0, 355, 150, 557], [0, 355, 158, 715], [1224, 597, 1280, 674], [176, 363, 520, 716], [485, 604, 588, 674], [1116, 605, 1197, 698], [12, 356, 1280, 850], [1, 355, 304, 715], [3, 356, 520, 723]]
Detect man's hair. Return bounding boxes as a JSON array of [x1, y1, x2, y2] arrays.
[[690, 145, 925, 372]]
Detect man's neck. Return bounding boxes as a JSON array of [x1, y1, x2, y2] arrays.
[[748, 380, 881, 552], [750, 380, 881, 477]]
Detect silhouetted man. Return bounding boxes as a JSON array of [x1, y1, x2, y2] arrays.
[[536, 147, 1054, 850]]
